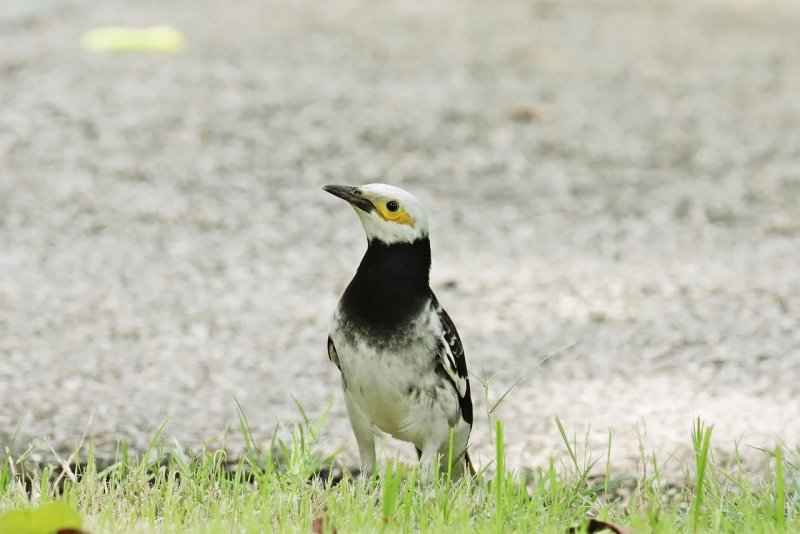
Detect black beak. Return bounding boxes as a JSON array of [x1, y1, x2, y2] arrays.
[[322, 184, 375, 213]]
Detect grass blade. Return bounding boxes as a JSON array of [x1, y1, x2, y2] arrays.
[[690, 418, 713, 532]]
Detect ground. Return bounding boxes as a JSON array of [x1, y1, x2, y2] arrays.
[[1, 0, 799, 481]]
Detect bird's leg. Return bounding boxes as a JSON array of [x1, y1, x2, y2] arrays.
[[440, 423, 472, 479], [417, 442, 442, 485], [355, 436, 376, 478], [344, 395, 376, 478]]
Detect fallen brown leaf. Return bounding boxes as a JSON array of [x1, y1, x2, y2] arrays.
[[508, 104, 546, 123], [568, 518, 635, 534], [312, 515, 337, 534]]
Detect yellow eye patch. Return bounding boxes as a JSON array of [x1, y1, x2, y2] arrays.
[[375, 203, 415, 227]]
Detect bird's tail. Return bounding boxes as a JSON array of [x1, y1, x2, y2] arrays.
[[464, 451, 476, 477]]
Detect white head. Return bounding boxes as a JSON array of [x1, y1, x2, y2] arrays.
[[323, 183, 430, 244]]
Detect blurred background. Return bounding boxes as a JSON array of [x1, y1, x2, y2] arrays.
[[1, 0, 799, 477]]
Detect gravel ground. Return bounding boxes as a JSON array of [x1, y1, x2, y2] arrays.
[[1, 0, 799, 479]]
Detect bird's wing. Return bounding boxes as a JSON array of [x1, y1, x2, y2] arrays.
[[327, 335, 340, 370], [432, 295, 473, 426]]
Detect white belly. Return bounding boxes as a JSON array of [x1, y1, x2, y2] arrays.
[[330, 310, 460, 447]]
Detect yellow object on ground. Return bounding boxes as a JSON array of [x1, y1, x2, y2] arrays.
[[0, 502, 85, 534], [81, 25, 185, 53]]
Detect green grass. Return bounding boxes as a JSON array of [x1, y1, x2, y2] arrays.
[[1, 409, 798, 533]]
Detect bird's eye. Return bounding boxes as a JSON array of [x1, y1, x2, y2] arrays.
[[386, 201, 399, 212]]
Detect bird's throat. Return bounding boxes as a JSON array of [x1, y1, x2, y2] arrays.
[[341, 238, 432, 329]]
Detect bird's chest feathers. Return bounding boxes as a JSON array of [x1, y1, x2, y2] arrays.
[[335, 312, 438, 387], [332, 237, 447, 436], [339, 239, 432, 331], [332, 313, 440, 434]]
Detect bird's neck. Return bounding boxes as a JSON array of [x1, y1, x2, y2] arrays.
[[341, 237, 431, 328]]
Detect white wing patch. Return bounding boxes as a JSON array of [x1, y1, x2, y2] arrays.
[[434, 301, 469, 400]]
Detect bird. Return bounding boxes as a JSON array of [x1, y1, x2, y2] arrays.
[[323, 183, 474, 482]]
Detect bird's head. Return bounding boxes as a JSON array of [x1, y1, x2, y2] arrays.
[[323, 183, 429, 245]]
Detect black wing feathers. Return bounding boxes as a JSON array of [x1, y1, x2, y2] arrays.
[[327, 335, 340, 370], [432, 294, 473, 426]]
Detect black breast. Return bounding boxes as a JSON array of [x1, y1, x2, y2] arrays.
[[340, 237, 432, 334]]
